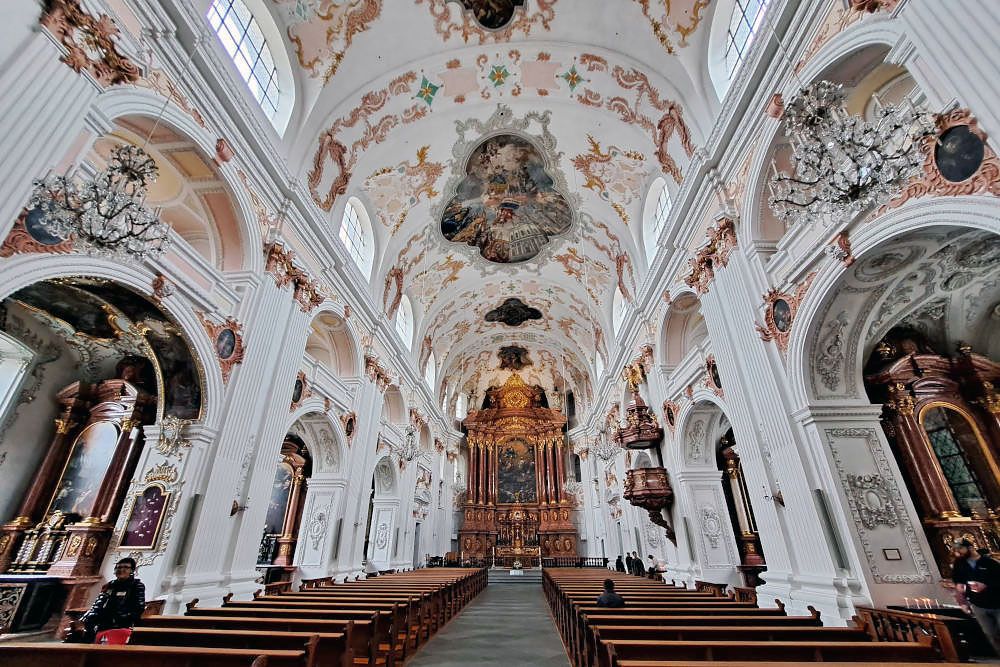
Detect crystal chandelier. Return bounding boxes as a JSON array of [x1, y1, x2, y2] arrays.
[[386, 424, 419, 463], [592, 431, 622, 463], [769, 80, 935, 224], [29, 144, 171, 260]]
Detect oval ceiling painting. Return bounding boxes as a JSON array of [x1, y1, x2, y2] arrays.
[[441, 133, 572, 264], [454, 0, 525, 30]]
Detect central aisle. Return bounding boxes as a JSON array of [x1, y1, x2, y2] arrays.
[[406, 575, 570, 666]]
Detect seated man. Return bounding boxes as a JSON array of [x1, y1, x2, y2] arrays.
[[595, 578, 626, 608], [65, 557, 145, 643]]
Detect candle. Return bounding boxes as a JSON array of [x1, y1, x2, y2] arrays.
[[903, 597, 911, 608]]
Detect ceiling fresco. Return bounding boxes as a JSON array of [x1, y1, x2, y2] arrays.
[[498, 344, 532, 370], [484, 297, 542, 326], [453, 0, 526, 30], [440, 133, 573, 263], [262, 1, 726, 416]]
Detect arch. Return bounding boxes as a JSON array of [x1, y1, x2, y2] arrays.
[[205, 0, 295, 133], [285, 406, 348, 476], [789, 198, 1000, 407], [708, 0, 773, 100], [394, 294, 414, 350], [90, 87, 262, 274], [339, 197, 375, 279], [424, 350, 437, 391], [382, 385, 406, 424], [306, 309, 361, 378], [0, 255, 223, 428], [612, 287, 628, 336], [643, 177, 673, 263], [373, 456, 398, 497], [659, 292, 705, 367]]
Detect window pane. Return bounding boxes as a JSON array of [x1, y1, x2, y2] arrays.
[[207, 0, 281, 119]]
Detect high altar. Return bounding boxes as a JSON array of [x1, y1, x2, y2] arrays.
[[458, 373, 578, 560]]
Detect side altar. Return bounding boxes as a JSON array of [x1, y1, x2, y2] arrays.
[[458, 373, 578, 560]]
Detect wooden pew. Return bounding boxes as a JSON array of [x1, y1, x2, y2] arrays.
[[220, 598, 410, 660], [0, 643, 304, 667], [141, 614, 376, 667], [185, 605, 394, 666], [601, 639, 939, 667], [129, 626, 350, 667]]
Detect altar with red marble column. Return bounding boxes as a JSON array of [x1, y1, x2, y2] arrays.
[[457, 373, 577, 561]]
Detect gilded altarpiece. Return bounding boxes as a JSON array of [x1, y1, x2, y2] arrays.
[[458, 374, 577, 560]]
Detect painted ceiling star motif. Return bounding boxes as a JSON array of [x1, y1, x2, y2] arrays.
[[488, 64, 510, 87], [560, 65, 585, 91], [364, 146, 444, 235], [416, 76, 441, 105], [572, 135, 647, 226]]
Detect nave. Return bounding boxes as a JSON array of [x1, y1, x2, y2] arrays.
[[1, 564, 979, 666]]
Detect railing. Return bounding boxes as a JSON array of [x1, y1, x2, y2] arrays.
[[854, 606, 965, 663], [542, 557, 610, 568]]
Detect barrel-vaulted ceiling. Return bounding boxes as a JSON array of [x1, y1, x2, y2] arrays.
[[268, 0, 721, 407]]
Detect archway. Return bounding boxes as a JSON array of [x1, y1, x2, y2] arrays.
[[797, 221, 1000, 587], [0, 276, 205, 609], [364, 456, 399, 571]]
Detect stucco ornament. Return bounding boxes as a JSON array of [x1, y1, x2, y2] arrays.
[[700, 504, 723, 548]]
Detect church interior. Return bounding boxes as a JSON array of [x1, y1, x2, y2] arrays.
[[0, 0, 999, 664]]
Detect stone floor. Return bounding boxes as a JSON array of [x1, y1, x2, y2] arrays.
[[406, 580, 570, 666]]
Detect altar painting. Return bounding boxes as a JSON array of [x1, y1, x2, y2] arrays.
[[49, 421, 121, 518], [498, 439, 537, 503], [441, 134, 572, 264], [263, 462, 294, 535]]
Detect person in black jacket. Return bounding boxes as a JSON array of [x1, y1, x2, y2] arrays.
[[952, 539, 1000, 655], [630, 551, 644, 576], [596, 579, 626, 608], [65, 557, 146, 643], [614, 555, 626, 572], [624, 553, 634, 574]]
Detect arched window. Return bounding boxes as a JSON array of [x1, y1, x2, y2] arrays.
[[338, 198, 374, 277], [725, 0, 771, 78], [612, 288, 629, 336], [424, 351, 437, 390], [456, 392, 468, 420], [395, 295, 414, 349], [207, 0, 281, 119], [644, 179, 672, 261]]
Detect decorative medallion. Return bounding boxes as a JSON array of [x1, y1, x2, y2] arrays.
[[484, 297, 542, 326], [756, 272, 816, 352], [662, 400, 679, 433], [704, 355, 723, 396], [40, 0, 141, 87], [199, 313, 245, 383], [340, 411, 357, 444], [880, 108, 1000, 212], [441, 133, 572, 263], [498, 344, 532, 370], [0, 207, 73, 257], [453, 0, 524, 29], [290, 370, 311, 411]]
